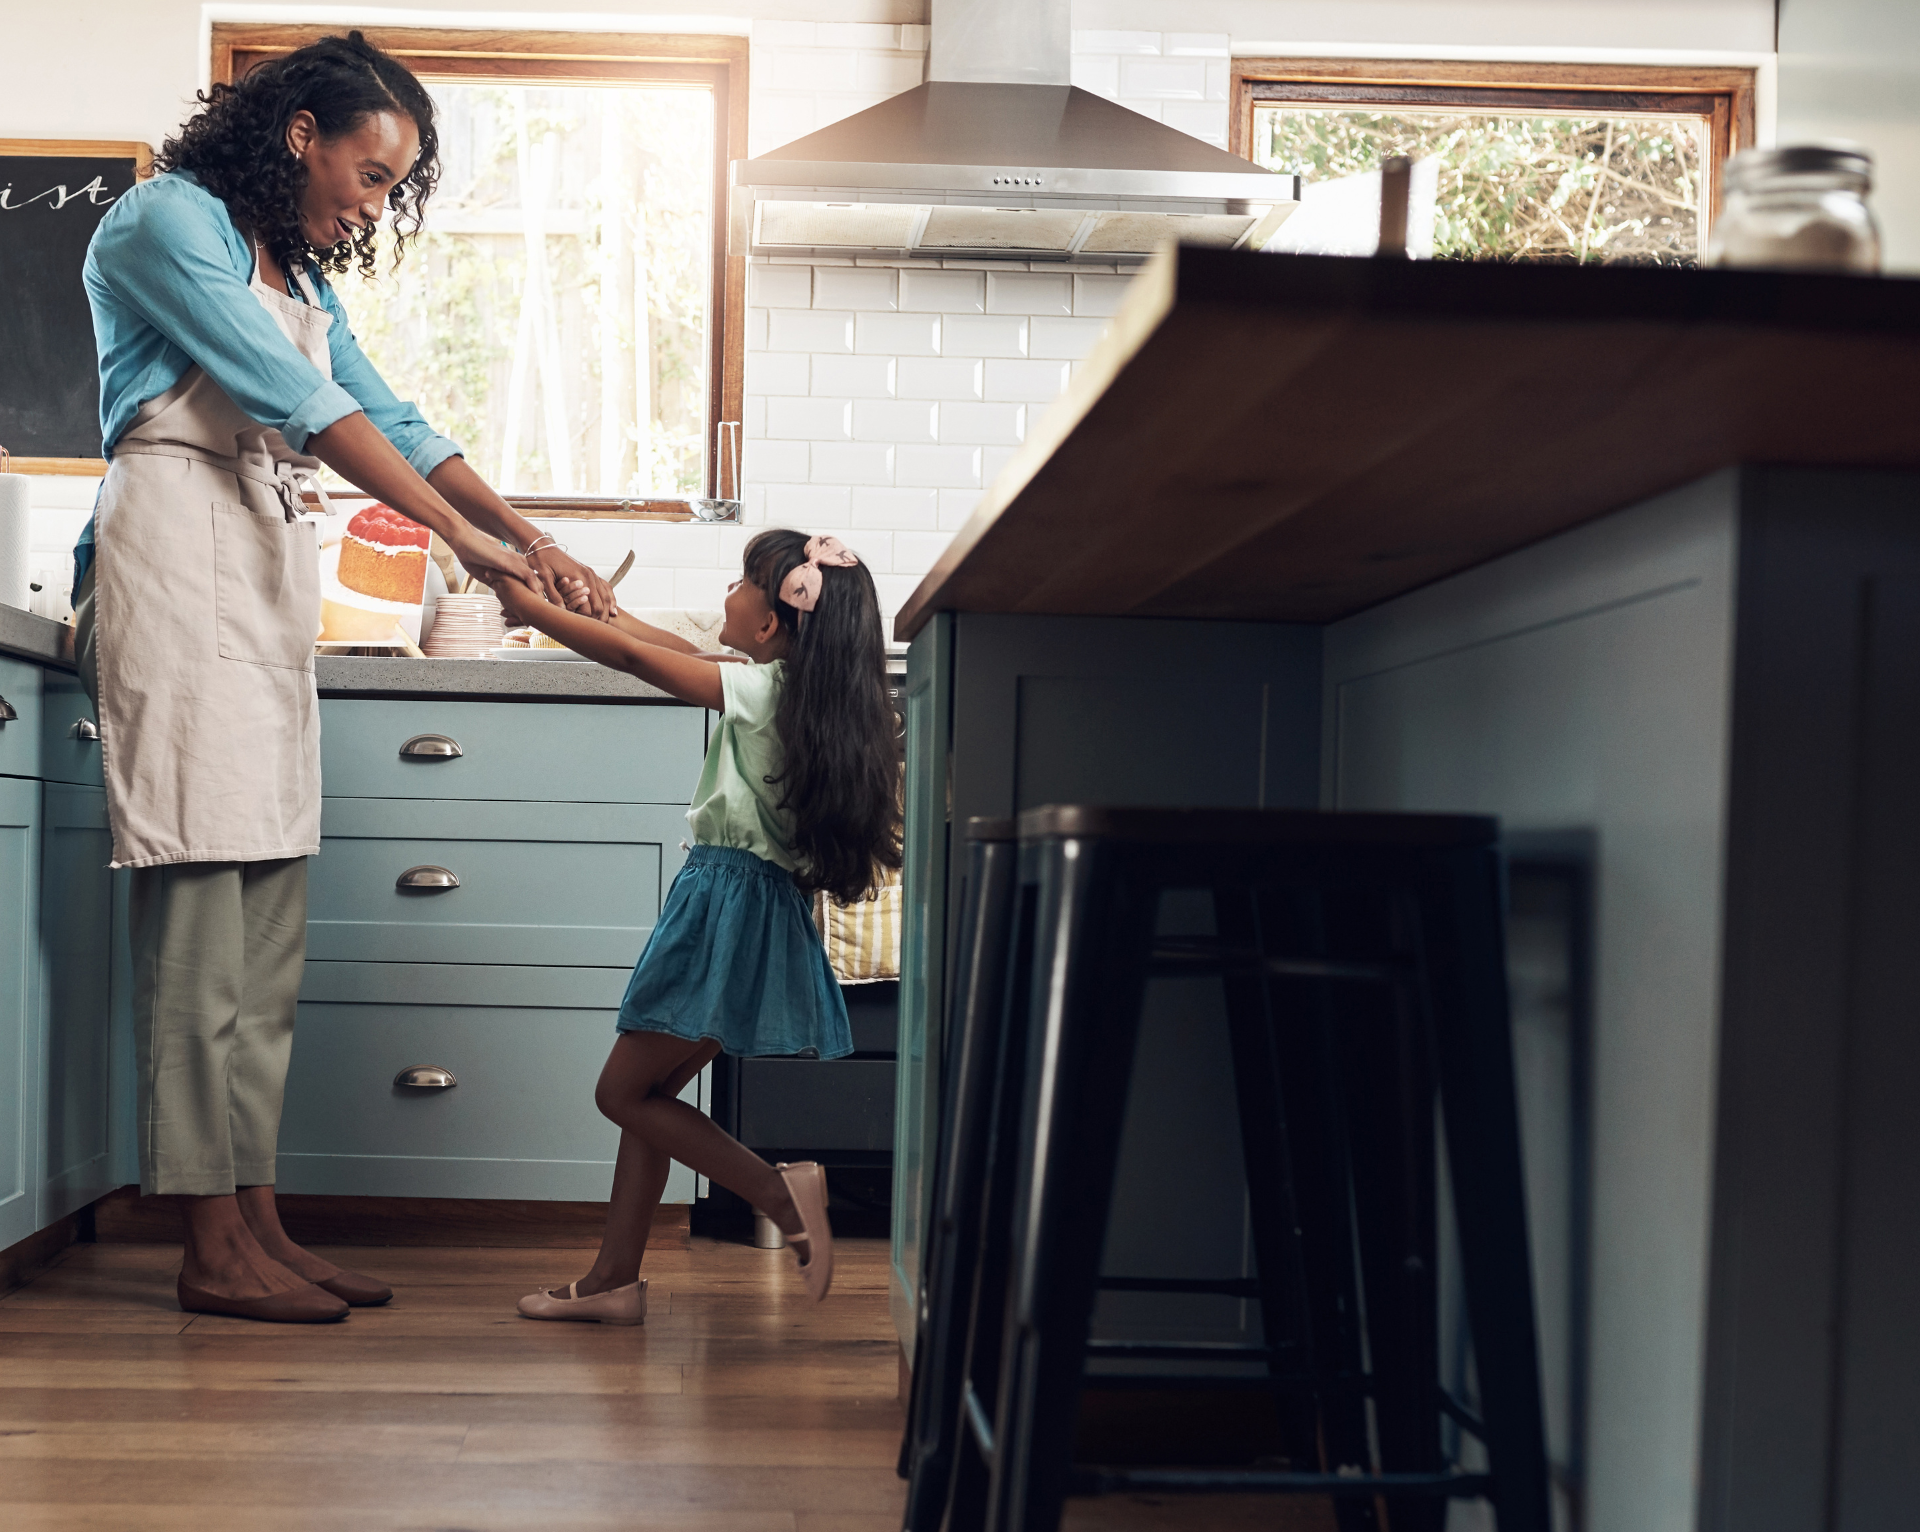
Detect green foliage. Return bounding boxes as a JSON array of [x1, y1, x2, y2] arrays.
[[1255, 108, 1702, 264]]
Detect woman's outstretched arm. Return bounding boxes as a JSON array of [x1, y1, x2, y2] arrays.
[[495, 576, 726, 711]]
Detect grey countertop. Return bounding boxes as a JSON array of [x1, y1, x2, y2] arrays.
[[1, 608, 678, 703], [0, 604, 76, 668]]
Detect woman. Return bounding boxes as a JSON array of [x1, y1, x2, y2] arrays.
[[75, 32, 608, 1323]]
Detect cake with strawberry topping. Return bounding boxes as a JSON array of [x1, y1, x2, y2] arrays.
[[337, 504, 430, 605]]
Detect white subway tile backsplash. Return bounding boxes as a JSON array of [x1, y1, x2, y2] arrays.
[[1119, 57, 1209, 100], [890, 530, 952, 576], [856, 51, 925, 95], [1161, 101, 1230, 144], [750, 94, 818, 157], [746, 440, 810, 484], [1166, 32, 1231, 56], [631, 522, 720, 568], [745, 307, 769, 350], [1074, 30, 1161, 54], [1115, 99, 1164, 121], [1073, 274, 1136, 317], [986, 271, 1073, 316], [900, 269, 986, 314], [816, 93, 893, 131], [982, 445, 1021, 484], [1206, 59, 1230, 102], [899, 24, 929, 52], [742, 395, 767, 439], [853, 486, 939, 530], [812, 266, 898, 312], [856, 311, 941, 356], [1071, 56, 1121, 98], [984, 358, 1072, 402], [749, 263, 812, 309], [768, 309, 855, 353], [812, 442, 896, 485], [764, 483, 852, 525], [810, 354, 896, 398], [767, 396, 852, 441], [940, 314, 1028, 358], [873, 572, 925, 614], [937, 489, 980, 530], [752, 19, 817, 47], [746, 351, 811, 395], [538, 519, 633, 566], [898, 357, 984, 400], [817, 22, 899, 49], [854, 399, 938, 443], [897, 445, 982, 488], [620, 566, 678, 608], [762, 46, 857, 93], [1029, 316, 1109, 359], [844, 532, 892, 573], [938, 401, 1026, 445], [675, 567, 735, 608]]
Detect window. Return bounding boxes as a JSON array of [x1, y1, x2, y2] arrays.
[[1231, 61, 1756, 266], [213, 26, 747, 498]]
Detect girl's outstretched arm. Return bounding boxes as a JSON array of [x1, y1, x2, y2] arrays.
[[494, 579, 726, 711]]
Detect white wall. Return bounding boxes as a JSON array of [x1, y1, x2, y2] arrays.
[[6, 0, 1783, 626]]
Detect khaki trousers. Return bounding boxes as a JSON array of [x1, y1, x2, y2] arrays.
[[78, 566, 311, 1196]]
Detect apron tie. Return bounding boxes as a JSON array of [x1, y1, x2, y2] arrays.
[[111, 440, 327, 523]]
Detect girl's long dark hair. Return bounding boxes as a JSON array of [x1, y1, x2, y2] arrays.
[[744, 530, 903, 903], [155, 31, 438, 279]]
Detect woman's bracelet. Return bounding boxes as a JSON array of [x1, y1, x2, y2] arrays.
[[522, 534, 562, 558]]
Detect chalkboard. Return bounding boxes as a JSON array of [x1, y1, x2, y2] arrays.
[[0, 141, 151, 468]]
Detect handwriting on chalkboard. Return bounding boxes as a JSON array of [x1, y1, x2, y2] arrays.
[[0, 176, 119, 212]]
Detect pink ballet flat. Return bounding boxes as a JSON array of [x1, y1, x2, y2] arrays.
[[777, 1161, 834, 1303], [516, 1278, 648, 1325]]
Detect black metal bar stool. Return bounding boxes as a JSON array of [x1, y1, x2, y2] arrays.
[[902, 805, 1551, 1532]]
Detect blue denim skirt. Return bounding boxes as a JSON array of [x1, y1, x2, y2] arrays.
[[615, 844, 852, 1059]]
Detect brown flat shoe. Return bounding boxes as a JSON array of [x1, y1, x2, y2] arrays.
[[316, 1269, 394, 1307], [178, 1277, 349, 1324]]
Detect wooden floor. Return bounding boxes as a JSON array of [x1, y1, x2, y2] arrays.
[[0, 1235, 1330, 1531]]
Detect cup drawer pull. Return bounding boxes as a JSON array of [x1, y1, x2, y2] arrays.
[[399, 733, 463, 759], [0, 695, 16, 723], [394, 1065, 458, 1090], [71, 718, 99, 742], [397, 864, 460, 890]]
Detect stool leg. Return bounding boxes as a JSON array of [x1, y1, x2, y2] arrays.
[[986, 838, 1159, 1532], [901, 836, 1020, 1529], [1417, 845, 1552, 1532], [1213, 880, 1328, 1475]]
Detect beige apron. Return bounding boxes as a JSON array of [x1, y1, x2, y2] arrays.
[[94, 266, 330, 869]]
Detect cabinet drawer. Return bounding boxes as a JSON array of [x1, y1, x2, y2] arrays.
[[281, 962, 698, 1202], [308, 797, 688, 967], [0, 654, 42, 781], [39, 668, 104, 788], [320, 697, 704, 804], [738, 1058, 896, 1153]]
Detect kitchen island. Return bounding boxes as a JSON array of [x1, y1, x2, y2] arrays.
[[891, 247, 1920, 1532]]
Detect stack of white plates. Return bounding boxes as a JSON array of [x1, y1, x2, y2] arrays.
[[422, 592, 504, 658]]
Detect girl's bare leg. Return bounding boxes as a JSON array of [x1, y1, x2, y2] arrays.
[[563, 1033, 805, 1297]]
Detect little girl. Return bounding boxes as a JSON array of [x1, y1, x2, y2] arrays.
[[491, 529, 902, 1322]]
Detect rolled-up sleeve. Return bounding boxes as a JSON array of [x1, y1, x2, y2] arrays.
[[88, 177, 360, 451], [317, 285, 464, 479]]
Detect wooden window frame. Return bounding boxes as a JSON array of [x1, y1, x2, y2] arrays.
[[1230, 59, 1757, 246], [212, 23, 748, 500]]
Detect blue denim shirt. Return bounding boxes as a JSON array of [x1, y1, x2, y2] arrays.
[[74, 171, 461, 594]]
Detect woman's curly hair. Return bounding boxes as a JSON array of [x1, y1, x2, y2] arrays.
[[154, 31, 437, 279]]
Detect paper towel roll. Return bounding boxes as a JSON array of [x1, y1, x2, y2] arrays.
[[0, 474, 29, 613]]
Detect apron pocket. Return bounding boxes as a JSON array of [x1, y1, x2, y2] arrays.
[[212, 500, 320, 671]]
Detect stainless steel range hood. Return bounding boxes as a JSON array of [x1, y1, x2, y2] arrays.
[[730, 0, 1298, 266]]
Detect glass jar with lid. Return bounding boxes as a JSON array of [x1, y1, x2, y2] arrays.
[[1709, 143, 1881, 273]]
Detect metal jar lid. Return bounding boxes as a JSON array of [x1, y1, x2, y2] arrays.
[[1724, 142, 1874, 191]]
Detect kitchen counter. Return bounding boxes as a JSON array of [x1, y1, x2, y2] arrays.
[[0, 605, 75, 668], [895, 245, 1920, 637], [315, 655, 675, 702]]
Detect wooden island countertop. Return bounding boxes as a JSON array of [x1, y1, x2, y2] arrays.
[[892, 245, 1920, 641]]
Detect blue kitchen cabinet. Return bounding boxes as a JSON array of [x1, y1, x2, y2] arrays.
[[37, 670, 104, 788], [0, 653, 44, 782], [0, 775, 42, 1252], [35, 783, 116, 1224]]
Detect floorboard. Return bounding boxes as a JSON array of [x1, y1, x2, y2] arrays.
[[0, 1237, 1330, 1529]]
